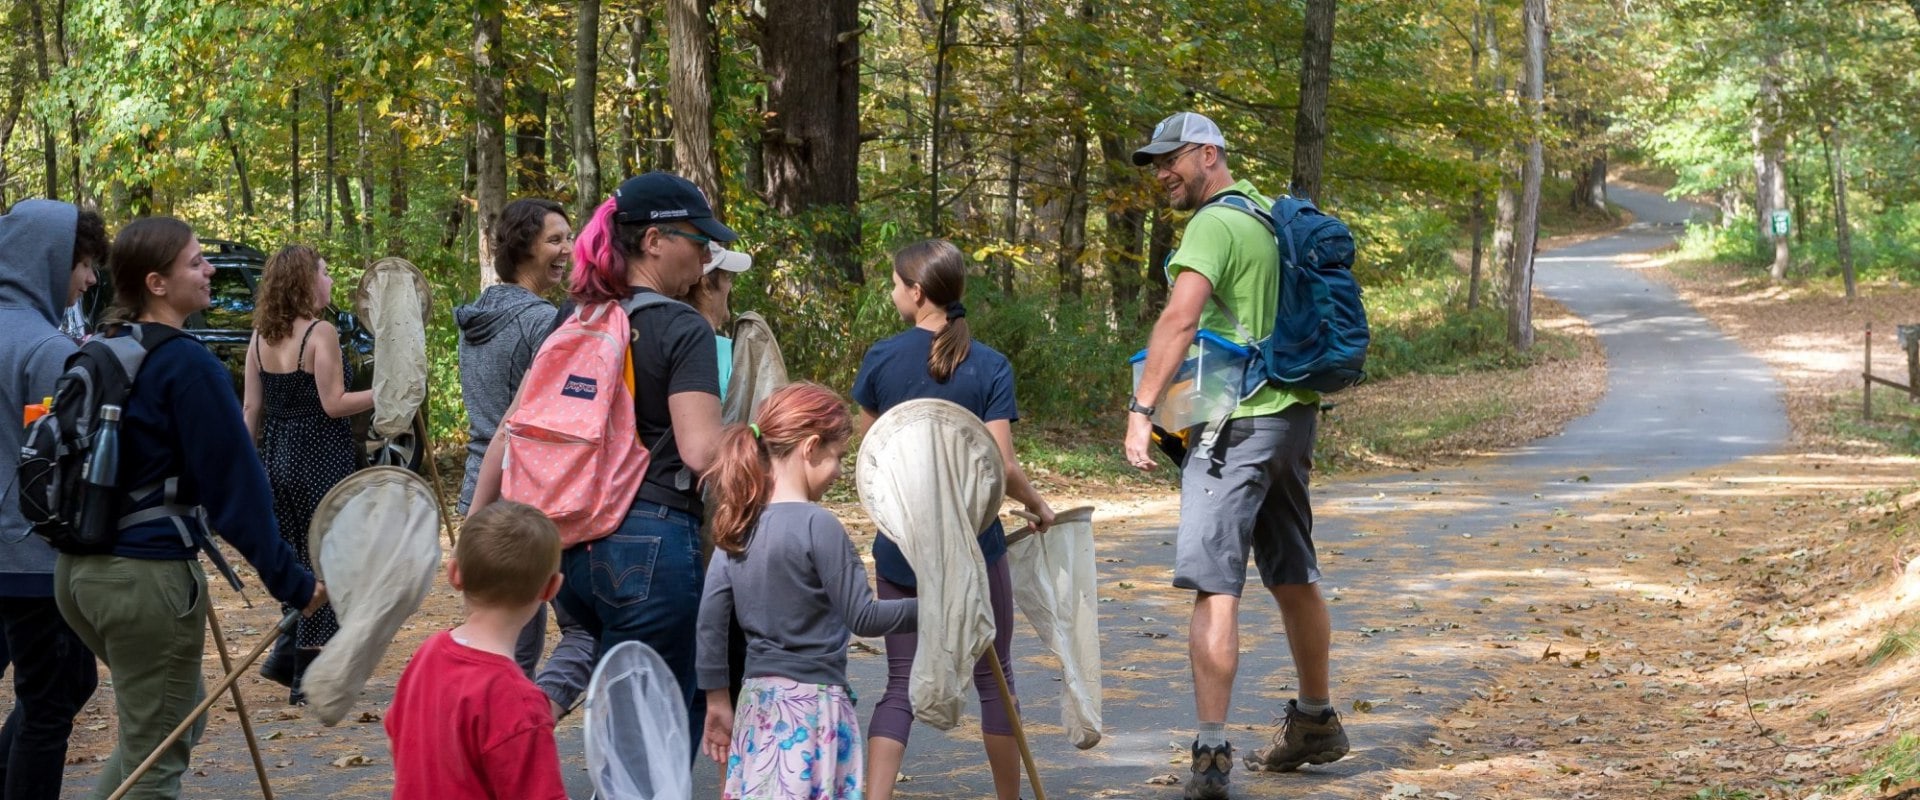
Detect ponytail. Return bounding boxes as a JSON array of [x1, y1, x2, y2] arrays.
[[701, 382, 854, 556], [705, 423, 771, 555], [892, 239, 972, 383]]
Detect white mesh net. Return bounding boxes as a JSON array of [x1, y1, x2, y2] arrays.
[[583, 640, 692, 800], [1007, 506, 1104, 749], [302, 467, 441, 726], [856, 398, 1004, 730]]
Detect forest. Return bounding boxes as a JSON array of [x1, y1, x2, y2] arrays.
[[2, 0, 1917, 439]]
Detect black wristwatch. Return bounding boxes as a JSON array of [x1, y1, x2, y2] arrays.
[[1127, 398, 1156, 417]]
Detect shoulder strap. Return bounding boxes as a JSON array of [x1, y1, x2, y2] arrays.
[[1196, 194, 1276, 346], [296, 319, 323, 371]]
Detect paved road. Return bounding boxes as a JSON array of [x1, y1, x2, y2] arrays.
[[774, 184, 1787, 800], [65, 185, 1786, 799]]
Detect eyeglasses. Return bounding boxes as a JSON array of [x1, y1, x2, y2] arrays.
[[1151, 145, 1200, 173], [662, 228, 714, 247]]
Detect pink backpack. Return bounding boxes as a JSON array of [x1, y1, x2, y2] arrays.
[[501, 295, 671, 546]]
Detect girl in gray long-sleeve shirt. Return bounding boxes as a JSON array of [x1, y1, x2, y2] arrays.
[[695, 383, 916, 800]]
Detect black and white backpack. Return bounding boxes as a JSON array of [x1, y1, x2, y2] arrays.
[[18, 324, 190, 553]]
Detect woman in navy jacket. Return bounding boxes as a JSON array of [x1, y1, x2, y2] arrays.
[[53, 217, 326, 799]]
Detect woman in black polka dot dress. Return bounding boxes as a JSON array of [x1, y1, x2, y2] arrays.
[[243, 245, 372, 704]]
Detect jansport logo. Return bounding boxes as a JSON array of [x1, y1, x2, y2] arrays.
[[561, 375, 598, 400]]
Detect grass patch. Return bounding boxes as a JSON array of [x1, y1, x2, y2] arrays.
[[1836, 732, 1920, 792], [1325, 391, 1512, 461], [1830, 387, 1920, 455], [1868, 625, 1920, 667]]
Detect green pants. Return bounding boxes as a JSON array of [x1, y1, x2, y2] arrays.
[[55, 555, 208, 800]]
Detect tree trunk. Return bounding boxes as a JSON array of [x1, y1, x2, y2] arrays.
[[1467, 2, 1487, 310], [619, 14, 642, 177], [1000, 0, 1026, 293], [761, 0, 864, 285], [574, 0, 602, 217], [1755, 50, 1790, 281], [291, 85, 302, 228], [27, 0, 56, 200], [357, 101, 375, 254], [388, 127, 409, 255], [1144, 208, 1173, 319], [444, 139, 477, 250], [55, 0, 80, 205], [1057, 130, 1089, 298], [667, 0, 720, 211], [1489, 8, 1516, 284], [219, 115, 255, 216], [926, 0, 957, 236], [1508, 0, 1547, 351], [1292, 0, 1334, 201], [1823, 127, 1856, 299], [0, 84, 22, 211], [1100, 134, 1145, 316], [475, 0, 509, 287], [515, 85, 549, 194], [324, 76, 338, 236]]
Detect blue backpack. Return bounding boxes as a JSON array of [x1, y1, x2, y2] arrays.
[[1204, 191, 1369, 395]]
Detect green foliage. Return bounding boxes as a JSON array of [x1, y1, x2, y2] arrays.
[[1836, 733, 1920, 791]]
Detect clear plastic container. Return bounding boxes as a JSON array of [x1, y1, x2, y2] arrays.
[[1130, 330, 1254, 432]]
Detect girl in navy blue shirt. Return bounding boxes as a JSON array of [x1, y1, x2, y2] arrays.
[[852, 239, 1055, 800]]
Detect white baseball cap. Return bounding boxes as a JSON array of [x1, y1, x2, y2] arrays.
[[1132, 112, 1227, 166], [705, 242, 752, 275]]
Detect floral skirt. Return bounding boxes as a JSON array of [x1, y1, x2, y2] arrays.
[[724, 677, 864, 800]]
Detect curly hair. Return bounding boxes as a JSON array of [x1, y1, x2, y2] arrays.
[[71, 209, 108, 271], [255, 245, 324, 344]]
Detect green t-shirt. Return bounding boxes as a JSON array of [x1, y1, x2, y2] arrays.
[[1167, 179, 1318, 418]]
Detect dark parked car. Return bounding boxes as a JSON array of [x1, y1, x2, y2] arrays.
[[80, 239, 420, 470]]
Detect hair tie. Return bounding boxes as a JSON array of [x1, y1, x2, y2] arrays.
[[945, 301, 966, 320], [749, 423, 762, 440]]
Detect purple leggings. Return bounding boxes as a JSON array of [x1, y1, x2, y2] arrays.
[[868, 556, 1019, 744]]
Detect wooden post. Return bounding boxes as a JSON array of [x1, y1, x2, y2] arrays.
[[1864, 323, 1873, 421], [1902, 325, 1919, 402]]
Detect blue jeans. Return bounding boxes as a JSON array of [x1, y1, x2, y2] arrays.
[[555, 500, 704, 754]]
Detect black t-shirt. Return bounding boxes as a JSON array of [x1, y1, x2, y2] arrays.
[[627, 287, 721, 514]]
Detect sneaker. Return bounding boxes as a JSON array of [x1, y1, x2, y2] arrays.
[[1245, 701, 1350, 772], [1184, 739, 1232, 800]]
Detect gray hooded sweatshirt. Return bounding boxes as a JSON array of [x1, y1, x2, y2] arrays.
[[454, 283, 558, 512], [0, 200, 80, 597]]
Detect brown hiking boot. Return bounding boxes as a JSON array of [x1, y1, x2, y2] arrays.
[[1184, 740, 1232, 800], [1245, 700, 1350, 772]]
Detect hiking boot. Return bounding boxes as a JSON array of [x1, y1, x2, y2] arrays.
[[1184, 740, 1232, 800], [1245, 701, 1350, 772]]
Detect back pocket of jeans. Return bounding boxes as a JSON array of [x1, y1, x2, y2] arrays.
[[589, 534, 660, 609]]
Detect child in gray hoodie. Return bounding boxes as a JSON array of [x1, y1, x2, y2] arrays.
[[0, 199, 106, 800]]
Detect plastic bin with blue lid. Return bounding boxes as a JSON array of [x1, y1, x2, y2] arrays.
[[1129, 330, 1255, 433]]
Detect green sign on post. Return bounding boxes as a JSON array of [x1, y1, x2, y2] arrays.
[[1770, 209, 1791, 237]]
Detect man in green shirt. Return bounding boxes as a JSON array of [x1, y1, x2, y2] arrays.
[[1126, 112, 1349, 800]]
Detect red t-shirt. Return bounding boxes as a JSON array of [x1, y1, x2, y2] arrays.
[[386, 630, 568, 800]]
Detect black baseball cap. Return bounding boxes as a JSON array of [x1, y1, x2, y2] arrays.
[[611, 172, 739, 243]]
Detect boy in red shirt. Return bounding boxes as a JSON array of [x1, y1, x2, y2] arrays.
[[386, 501, 568, 799]]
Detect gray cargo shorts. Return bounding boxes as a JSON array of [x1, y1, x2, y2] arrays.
[[1173, 403, 1319, 596]]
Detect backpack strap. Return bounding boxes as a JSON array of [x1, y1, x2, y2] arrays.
[[1194, 193, 1284, 348]]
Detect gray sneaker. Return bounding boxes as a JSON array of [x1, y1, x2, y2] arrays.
[[1245, 700, 1350, 772], [1184, 740, 1232, 800]]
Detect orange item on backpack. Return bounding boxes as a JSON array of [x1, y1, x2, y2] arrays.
[[500, 298, 659, 546]]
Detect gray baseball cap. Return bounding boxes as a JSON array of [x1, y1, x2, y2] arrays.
[[1132, 112, 1228, 166]]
